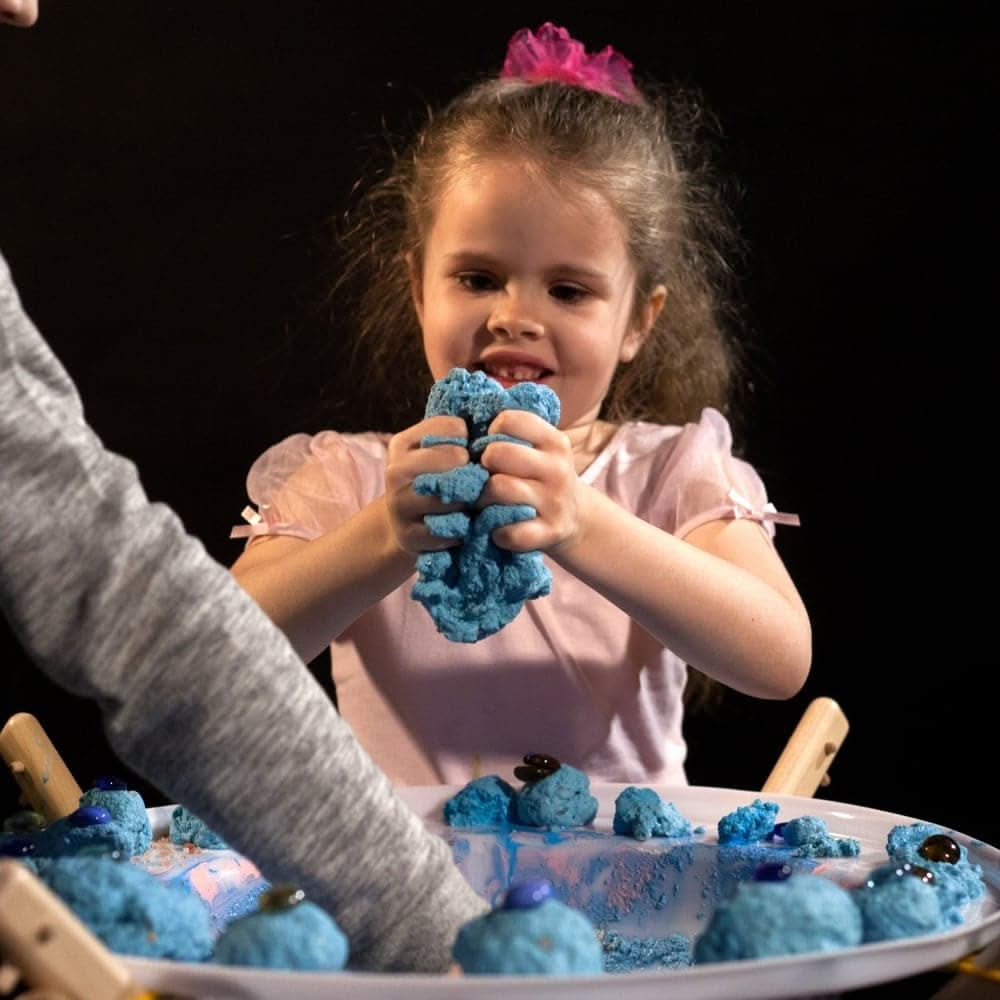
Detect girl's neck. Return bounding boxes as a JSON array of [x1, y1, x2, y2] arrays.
[[566, 419, 618, 474]]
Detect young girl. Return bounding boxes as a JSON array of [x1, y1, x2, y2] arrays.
[[230, 23, 811, 787]]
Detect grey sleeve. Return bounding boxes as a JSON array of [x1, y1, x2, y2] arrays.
[[0, 253, 487, 971]]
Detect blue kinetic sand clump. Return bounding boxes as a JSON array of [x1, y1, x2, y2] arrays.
[[79, 784, 152, 856], [780, 815, 860, 858], [412, 368, 560, 643], [884, 823, 985, 925], [612, 787, 693, 841], [213, 896, 349, 971], [444, 775, 518, 827], [693, 873, 863, 962], [39, 856, 213, 961], [516, 765, 598, 829], [717, 798, 780, 844], [170, 805, 228, 849], [454, 891, 603, 975], [853, 864, 948, 942]]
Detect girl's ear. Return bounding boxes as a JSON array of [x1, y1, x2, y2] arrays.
[[620, 284, 667, 363], [407, 252, 425, 326]]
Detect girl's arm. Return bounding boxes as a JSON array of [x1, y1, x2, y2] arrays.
[[481, 409, 811, 700], [231, 416, 469, 663]]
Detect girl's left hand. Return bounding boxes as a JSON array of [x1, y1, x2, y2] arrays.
[[477, 409, 579, 553]]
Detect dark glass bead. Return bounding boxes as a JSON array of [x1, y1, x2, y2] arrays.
[[504, 878, 553, 909], [2, 810, 45, 834], [752, 862, 793, 882], [259, 884, 306, 912], [68, 805, 112, 827], [865, 862, 936, 889], [918, 834, 960, 865], [0, 837, 36, 857], [92, 775, 128, 791], [767, 822, 788, 841], [514, 752, 560, 782]]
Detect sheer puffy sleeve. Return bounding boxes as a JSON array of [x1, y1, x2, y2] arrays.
[[642, 409, 799, 539], [230, 431, 389, 543]]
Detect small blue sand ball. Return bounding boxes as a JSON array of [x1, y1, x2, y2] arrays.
[[213, 893, 349, 971], [80, 785, 152, 856], [515, 764, 598, 829], [39, 856, 213, 961], [612, 787, 692, 841], [454, 893, 602, 975], [694, 874, 862, 962], [853, 865, 947, 942], [444, 776, 517, 827], [170, 805, 228, 849]]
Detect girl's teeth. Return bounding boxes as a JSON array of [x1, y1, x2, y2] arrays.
[[488, 366, 543, 381]]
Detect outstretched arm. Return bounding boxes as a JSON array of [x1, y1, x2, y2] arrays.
[[0, 253, 486, 971], [481, 408, 812, 700]]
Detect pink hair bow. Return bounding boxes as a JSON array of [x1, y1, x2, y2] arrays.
[[500, 22, 641, 104]]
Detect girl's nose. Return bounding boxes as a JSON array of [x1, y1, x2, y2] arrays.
[[486, 289, 544, 340]]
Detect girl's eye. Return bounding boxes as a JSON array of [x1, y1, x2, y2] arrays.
[[550, 284, 588, 303], [456, 272, 497, 293]]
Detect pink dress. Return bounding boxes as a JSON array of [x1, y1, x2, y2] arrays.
[[232, 408, 796, 787]]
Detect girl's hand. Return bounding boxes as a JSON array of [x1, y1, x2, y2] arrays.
[[384, 415, 470, 556], [477, 409, 580, 552]]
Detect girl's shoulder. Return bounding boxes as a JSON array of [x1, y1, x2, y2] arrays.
[[585, 408, 735, 483]]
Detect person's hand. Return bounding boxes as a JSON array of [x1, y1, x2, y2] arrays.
[[384, 415, 470, 556], [478, 409, 581, 553], [0, 0, 38, 27]]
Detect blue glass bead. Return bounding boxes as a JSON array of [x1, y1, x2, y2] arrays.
[[93, 775, 128, 791], [69, 805, 112, 827], [503, 878, 554, 909], [0, 837, 36, 857], [752, 862, 793, 882]]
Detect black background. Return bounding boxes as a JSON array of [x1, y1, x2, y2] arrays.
[[1, 1, 993, 854]]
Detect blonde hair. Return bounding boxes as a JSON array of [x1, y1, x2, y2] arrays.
[[334, 76, 749, 434]]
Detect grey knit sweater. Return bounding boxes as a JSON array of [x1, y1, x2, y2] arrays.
[[0, 252, 486, 971]]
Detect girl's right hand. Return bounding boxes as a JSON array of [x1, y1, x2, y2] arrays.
[[384, 415, 470, 556]]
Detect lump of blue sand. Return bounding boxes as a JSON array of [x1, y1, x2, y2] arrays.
[[213, 898, 348, 970], [170, 805, 228, 850], [444, 775, 517, 827], [612, 787, 692, 841], [412, 368, 561, 643], [717, 798, 780, 844], [885, 822, 985, 924], [780, 815, 860, 858], [516, 765, 598, 829], [39, 856, 213, 961], [453, 897, 602, 975], [693, 874, 862, 962], [853, 866, 947, 942]]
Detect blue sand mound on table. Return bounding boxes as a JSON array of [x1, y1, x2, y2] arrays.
[[413, 368, 560, 643], [444, 776, 517, 827], [170, 805, 228, 849], [612, 787, 692, 841], [38, 856, 213, 961], [79, 787, 152, 856], [780, 815, 860, 858], [516, 765, 598, 829], [693, 873, 863, 962], [213, 897, 348, 971], [885, 823, 985, 925], [454, 895, 603, 975], [717, 798, 779, 844], [853, 865, 948, 942]]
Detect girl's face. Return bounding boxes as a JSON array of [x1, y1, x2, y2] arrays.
[[411, 157, 664, 433]]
